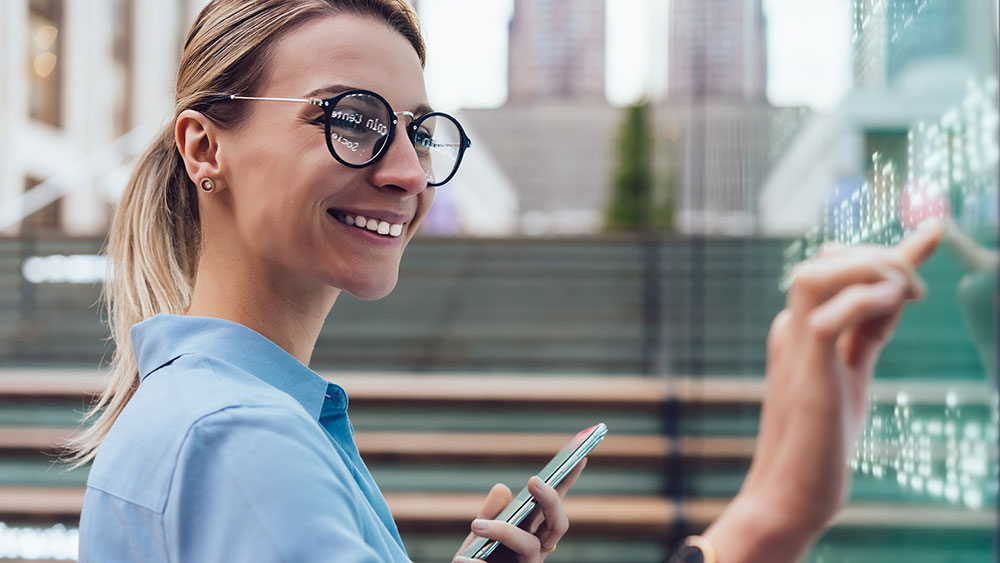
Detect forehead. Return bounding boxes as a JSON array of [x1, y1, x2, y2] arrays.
[[262, 14, 427, 110]]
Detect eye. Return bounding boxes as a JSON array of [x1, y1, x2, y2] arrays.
[[329, 108, 367, 132], [411, 132, 432, 157]]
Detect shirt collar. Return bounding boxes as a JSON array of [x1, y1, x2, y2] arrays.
[[130, 313, 347, 420]]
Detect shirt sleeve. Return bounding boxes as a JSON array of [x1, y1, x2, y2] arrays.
[[163, 404, 388, 563]]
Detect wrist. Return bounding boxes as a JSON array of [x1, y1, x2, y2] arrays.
[[702, 492, 823, 563]]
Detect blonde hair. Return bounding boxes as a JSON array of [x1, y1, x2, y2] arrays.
[[65, 0, 424, 467]]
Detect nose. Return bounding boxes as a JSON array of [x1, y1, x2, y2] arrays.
[[368, 120, 428, 195]]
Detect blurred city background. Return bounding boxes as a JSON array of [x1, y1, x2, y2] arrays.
[[0, 0, 997, 561]]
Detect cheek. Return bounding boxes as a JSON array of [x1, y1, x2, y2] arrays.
[[407, 188, 437, 235], [229, 144, 336, 249]]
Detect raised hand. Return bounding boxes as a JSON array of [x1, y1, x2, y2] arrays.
[[703, 223, 944, 563]]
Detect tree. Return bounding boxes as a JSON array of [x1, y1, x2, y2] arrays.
[[605, 100, 674, 232]]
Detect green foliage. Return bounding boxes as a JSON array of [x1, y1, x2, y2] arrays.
[[605, 100, 675, 232]]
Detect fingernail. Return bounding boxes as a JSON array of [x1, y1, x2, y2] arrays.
[[454, 558, 476, 563], [472, 519, 490, 531], [531, 475, 547, 489]]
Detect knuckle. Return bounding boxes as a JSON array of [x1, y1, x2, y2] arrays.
[[790, 263, 820, 293], [555, 514, 570, 536], [766, 310, 791, 353], [805, 311, 834, 339], [881, 251, 913, 277]]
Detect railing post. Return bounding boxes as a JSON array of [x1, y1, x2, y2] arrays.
[[640, 234, 663, 376]]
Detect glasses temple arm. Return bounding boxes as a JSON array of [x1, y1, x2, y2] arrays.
[[227, 95, 324, 106]]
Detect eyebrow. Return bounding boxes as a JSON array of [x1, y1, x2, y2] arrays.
[[304, 83, 435, 116]]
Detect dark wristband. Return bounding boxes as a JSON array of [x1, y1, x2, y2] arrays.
[[667, 535, 717, 563]]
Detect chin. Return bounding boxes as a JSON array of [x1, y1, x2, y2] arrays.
[[338, 271, 400, 301]]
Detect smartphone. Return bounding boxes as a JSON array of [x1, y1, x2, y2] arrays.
[[458, 422, 609, 561]]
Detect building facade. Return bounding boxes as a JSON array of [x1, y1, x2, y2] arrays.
[[651, 0, 784, 234], [507, 0, 605, 102], [667, 0, 767, 102]]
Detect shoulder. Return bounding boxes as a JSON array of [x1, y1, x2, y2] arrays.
[[86, 353, 319, 512]]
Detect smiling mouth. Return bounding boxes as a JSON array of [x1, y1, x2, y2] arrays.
[[327, 209, 404, 238]]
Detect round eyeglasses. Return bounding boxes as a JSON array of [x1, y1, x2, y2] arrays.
[[209, 89, 472, 187]]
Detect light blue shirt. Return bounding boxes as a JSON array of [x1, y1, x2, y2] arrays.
[[79, 314, 410, 562]]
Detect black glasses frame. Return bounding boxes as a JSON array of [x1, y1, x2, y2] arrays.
[[209, 89, 472, 187]]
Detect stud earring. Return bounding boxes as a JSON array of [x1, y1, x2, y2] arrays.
[[199, 177, 215, 193]]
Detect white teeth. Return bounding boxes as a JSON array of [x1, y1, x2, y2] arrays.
[[334, 212, 404, 238]]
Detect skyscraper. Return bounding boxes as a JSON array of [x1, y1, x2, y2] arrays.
[[667, 0, 767, 101], [654, 0, 787, 234], [506, 0, 605, 101]]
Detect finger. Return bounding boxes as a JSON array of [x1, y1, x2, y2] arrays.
[[528, 475, 570, 549], [458, 484, 514, 551], [898, 220, 944, 267], [554, 457, 587, 498], [469, 518, 541, 558], [816, 241, 847, 258], [840, 309, 903, 384], [477, 483, 513, 519], [766, 309, 793, 365], [806, 279, 908, 346], [523, 458, 588, 533], [789, 248, 923, 312], [453, 557, 485, 563]]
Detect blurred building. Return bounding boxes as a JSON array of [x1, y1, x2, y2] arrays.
[[760, 0, 999, 235], [507, 0, 605, 102], [463, 101, 617, 236], [644, 0, 790, 234], [667, 0, 767, 102], [653, 103, 804, 235], [460, 0, 612, 235]]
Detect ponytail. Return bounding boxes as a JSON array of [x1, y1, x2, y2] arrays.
[[64, 124, 199, 467]]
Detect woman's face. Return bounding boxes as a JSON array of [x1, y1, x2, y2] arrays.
[[214, 15, 433, 300]]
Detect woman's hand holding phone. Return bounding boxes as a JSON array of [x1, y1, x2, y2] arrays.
[[453, 459, 587, 563]]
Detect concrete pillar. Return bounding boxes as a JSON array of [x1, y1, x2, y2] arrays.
[[62, 0, 115, 235], [131, 1, 179, 134], [1, 1, 29, 235]]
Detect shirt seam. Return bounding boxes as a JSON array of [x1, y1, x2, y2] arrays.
[[83, 485, 171, 561], [84, 484, 163, 513]]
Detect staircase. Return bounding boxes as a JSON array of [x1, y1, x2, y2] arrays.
[[0, 235, 994, 562]]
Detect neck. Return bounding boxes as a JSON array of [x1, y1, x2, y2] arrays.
[[185, 242, 339, 366]]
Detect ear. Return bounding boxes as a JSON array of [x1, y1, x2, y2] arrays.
[[176, 109, 224, 191]]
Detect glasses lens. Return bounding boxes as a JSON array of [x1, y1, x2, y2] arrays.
[[327, 92, 392, 165], [412, 114, 463, 186]]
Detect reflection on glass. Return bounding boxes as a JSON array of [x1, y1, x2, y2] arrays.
[[782, 1, 997, 560]]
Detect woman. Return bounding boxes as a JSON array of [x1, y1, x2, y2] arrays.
[[69, 0, 943, 562]]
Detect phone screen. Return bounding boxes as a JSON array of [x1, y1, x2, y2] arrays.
[[459, 423, 608, 560]]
